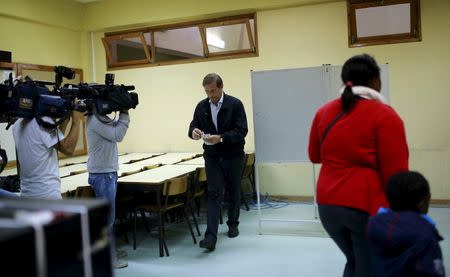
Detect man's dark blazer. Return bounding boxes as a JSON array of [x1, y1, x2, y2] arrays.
[[189, 93, 248, 157]]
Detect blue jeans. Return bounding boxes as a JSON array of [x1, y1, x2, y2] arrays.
[[88, 172, 119, 263], [88, 172, 118, 231]]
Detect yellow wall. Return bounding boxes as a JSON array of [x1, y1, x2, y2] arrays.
[[82, 0, 337, 31], [88, 0, 450, 199], [0, 0, 85, 69], [0, 17, 84, 68], [0, 4, 96, 163], [2, 0, 449, 199], [254, 0, 450, 199], [0, 0, 88, 165], [0, 0, 83, 30]]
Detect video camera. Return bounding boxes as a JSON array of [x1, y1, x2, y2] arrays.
[[0, 66, 139, 129], [63, 73, 139, 117]]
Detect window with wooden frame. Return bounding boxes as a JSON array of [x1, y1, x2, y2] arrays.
[[153, 26, 205, 63], [103, 14, 257, 70], [102, 32, 151, 67], [201, 18, 256, 57], [347, 0, 421, 47]]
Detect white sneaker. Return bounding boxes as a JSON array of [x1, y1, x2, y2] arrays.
[[116, 249, 128, 259], [114, 259, 128, 269]]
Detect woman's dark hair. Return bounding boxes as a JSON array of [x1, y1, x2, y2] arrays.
[[386, 171, 431, 213], [341, 54, 380, 112]]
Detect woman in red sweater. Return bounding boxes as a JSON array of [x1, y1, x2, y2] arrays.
[[308, 54, 409, 277]]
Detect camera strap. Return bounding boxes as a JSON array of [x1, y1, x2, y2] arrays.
[[320, 110, 345, 145], [35, 112, 71, 130], [94, 111, 116, 124]]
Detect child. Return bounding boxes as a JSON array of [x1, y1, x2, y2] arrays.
[[367, 171, 445, 276]]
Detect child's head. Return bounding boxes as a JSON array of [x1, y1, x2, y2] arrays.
[[386, 171, 431, 214]]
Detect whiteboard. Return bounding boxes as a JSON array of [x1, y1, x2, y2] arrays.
[[251, 66, 327, 163], [251, 64, 389, 163]]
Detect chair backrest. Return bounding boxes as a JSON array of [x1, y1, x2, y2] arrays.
[[246, 152, 255, 166], [196, 167, 207, 183], [74, 186, 95, 198], [241, 152, 255, 178], [163, 174, 188, 196]]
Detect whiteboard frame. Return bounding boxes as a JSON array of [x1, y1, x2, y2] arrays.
[[251, 64, 389, 235]]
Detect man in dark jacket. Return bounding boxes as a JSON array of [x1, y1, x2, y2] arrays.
[[189, 73, 248, 251], [367, 171, 445, 277]]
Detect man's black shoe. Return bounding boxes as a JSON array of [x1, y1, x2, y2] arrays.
[[199, 239, 215, 251], [228, 226, 239, 238]]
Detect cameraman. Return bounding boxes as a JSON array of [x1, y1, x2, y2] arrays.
[[86, 108, 130, 269], [12, 111, 83, 199]]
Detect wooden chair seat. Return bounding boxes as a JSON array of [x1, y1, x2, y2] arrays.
[[132, 174, 197, 256]]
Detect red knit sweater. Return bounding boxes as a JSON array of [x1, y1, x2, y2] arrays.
[[309, 98, 409, 215]]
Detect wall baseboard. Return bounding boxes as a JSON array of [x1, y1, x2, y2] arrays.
[[267, 195, 314, 203], [429, 199, 450, 206], [267, 195, 450, 207]]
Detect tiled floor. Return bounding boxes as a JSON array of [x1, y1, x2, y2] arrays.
[[116, 202, 450, 277]]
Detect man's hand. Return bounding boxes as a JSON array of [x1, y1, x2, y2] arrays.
[[57, 111, 82, 156], [203, 135, 221, 145], [192, 128, 203, 140], [71, 111, 84, 124]]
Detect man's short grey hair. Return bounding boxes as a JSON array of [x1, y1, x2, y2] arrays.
[[202, 73, 223, 88]]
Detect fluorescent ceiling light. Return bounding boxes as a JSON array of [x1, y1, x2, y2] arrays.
[[207, 34, 225, 49]]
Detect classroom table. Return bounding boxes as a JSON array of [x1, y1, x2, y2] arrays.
[[175, 152, 252, 166], [2, 157, 88, 177], [118, 164, 201, 256], [117, 163, 148, 177], [59, 155, 89, 166], [60, 163, 158, 193], [61, 172, 89, 195], [176, 156, 205, 166], [2, 163, 87, 178], [59, 163, 87, 178], [134, 152, 200, 166], [118, 164, 200, 185], [121, 159, 161, 171], [0, 168, 18, 177], [118, 152, 164, 164]]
